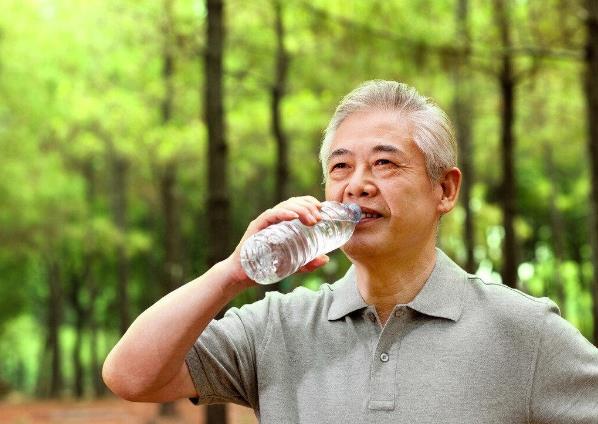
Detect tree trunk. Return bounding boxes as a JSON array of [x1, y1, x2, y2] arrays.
[[97, 128, 130, 340], [82, 160, 104, 397], [99, 129, 129, 335], [35, 336, 50, 396], [160, 0, 182, 296], [544, 145, 567, 316], [272, 0, 289, 205], [161, 0, 175, 126], [260, 0, 290, 296], [584, 0, 598, 344], [47, 259, 63, 398], [108, 148, 130, 335], [161, 167, 183, 294], [493, 0, 518, 288], [159, 0, 181, 416], [89, 308, 104, 396], [205, 0, 229, 422], [69, 272, 85, 398], [453, 0, 476, 273]]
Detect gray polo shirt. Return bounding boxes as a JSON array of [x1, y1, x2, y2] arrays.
[[185, 249, 598, 423]]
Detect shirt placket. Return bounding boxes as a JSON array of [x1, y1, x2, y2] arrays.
[[366, 305, 409, 412]]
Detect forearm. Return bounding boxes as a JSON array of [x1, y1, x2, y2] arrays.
[[102, 196, 325, 401], [102, 258, 247, 398]]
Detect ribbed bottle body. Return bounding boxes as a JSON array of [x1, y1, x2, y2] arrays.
[[240, 201, 361, 285]]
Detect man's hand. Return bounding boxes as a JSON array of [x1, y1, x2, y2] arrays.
[[223, 195, 331, 285]]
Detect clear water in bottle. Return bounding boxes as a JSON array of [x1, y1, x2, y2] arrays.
[[240, 201, 361, 285]]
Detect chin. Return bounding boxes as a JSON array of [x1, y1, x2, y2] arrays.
[[341, 239, 383, 261]]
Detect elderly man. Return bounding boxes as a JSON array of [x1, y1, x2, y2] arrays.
[[103, 80, 598, 423]]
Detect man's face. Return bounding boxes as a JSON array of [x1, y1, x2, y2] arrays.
[[324, 109, 446, 260]]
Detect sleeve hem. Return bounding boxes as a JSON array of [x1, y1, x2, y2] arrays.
[[525, 302, 555, 423], [184, 343, 216, 405]]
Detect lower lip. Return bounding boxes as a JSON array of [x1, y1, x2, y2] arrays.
[[357, 217, 382, 226]]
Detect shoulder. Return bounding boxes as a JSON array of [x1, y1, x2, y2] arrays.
[[260, 283, 334, 322], [464, 275, 560, 329], [210, 285, 331, 354], [466, 274, 559, 313], [225, 283, 333, 326]]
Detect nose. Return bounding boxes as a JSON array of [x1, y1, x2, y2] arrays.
[[344, 167, 377, 200]]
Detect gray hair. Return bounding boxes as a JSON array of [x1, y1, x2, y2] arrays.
[[319, 80, 457, 182]]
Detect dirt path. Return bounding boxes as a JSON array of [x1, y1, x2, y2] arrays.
[[0, 398, 257, 424]]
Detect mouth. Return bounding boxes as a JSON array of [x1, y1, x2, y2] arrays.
[[358, 207, 384, 224]]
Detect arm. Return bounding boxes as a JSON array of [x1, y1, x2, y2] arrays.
[[529, 302, 598, 423], [102, 259, 247, 402], [102, 196, 326, 402]]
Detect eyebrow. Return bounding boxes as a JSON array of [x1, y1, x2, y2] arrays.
[[327, 144, 405, 163]]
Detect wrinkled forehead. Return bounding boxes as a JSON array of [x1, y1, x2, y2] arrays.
[[326, 117, 415, 162]]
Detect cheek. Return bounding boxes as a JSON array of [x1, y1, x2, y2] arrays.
[[387, 186, 427, 213], [324, 182, 344, 200]]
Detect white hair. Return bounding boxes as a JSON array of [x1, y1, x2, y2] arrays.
[[319, 80, 457, 182]]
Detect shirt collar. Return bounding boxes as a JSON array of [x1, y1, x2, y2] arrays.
[[327, 266, 368, 320], [327, 248, 466, 322]]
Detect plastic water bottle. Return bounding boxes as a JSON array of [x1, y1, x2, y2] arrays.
[[240, 201, 362, 285]]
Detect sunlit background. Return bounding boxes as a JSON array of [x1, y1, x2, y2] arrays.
[[0, 0, 595, 422]]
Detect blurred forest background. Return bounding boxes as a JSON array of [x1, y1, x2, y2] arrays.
[[1, 0, 598, 423]]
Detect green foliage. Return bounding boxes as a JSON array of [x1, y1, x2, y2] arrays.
[[0, 0, 594, 398]]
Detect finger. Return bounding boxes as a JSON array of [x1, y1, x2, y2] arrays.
[[293, 197, 323, 219], [298, 255, 330, 273], [274, 203, 318, 226], [281, 199, 322, 225], [256, 208, 299, 230], [241, 209, 294, 240], [296, 205, 319, 226]]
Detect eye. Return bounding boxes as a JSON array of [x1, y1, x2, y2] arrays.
[[374, 159, 393, 166], [330, 162, 347, 171]]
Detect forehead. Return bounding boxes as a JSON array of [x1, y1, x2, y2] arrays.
[[327, 110, 415, 160]]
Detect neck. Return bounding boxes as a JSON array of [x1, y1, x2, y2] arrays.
[[351, 242, 438, 321]]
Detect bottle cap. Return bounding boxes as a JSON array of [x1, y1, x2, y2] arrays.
[[345, 203, 362, 223]]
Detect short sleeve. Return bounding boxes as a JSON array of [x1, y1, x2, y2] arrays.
[[529, 301, 598, 423], [184, 294, 272, 410]]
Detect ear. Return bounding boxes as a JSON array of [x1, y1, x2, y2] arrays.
[[437, 167, 462, 215]]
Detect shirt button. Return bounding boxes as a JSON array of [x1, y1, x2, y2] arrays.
[[380, 352, 389, 362]]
